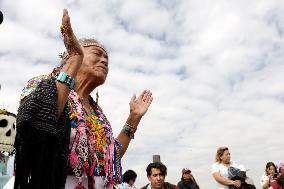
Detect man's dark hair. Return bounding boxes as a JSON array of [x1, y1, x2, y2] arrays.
[[146, 162, 167, 176], [123, 170, 137, 183]]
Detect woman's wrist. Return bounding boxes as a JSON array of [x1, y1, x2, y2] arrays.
[[122, 122, 136, 139], [123, 113, 142, 139], [127, 113, 142, 127], [54, 71, 75, 89], [62, 56, 83, 74], [129, 111, 143, 120]]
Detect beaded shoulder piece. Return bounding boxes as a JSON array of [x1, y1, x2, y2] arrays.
[[20, 74, 51, 100]]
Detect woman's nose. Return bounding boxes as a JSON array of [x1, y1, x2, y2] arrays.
[[100, 57, 108, 66]]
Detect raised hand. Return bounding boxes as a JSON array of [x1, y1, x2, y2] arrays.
[[60, 9, 83, 59], [117, 90, 153, 157], [129, 90, 153, 118], [56, 9, 84, 116]]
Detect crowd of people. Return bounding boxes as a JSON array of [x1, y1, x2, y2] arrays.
[[0, 8, 283, 189], [115, 162, 199, 189], [110, 155, 284, 189], [112, 151, 283, 189]]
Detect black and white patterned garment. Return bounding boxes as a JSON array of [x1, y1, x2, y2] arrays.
[[14, 79, 71, 189]]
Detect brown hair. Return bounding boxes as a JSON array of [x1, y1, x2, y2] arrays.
[[215, 147, 229, 163], [265, 162, 278, 176]]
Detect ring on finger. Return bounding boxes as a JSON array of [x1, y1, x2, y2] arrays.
[[60, 24, 67, 37]]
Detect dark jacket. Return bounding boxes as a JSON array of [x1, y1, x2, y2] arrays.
[[228, 167, 256, 189], [177, 178, 199, 189], [141, 182, 179, 189]]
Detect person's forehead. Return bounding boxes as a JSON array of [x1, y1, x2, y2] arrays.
[[223, 150, 230, 154], [85, 45, 108, 56], [151, 168, 161, 174]]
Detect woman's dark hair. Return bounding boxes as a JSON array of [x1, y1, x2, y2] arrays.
[[265, 162, 278, 175], [123, 170, 137, 183], [146, 162, 167, 176]]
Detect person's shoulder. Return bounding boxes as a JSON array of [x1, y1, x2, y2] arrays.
[[177, 181, 183, 188], [20, 74, 52, 100], [212, 162, 221, 168], [140, 184, 148, 189], [212, 162, 220, 166], [230, 161, 238, 167], [165, 182, 178, 189], [212, 162, 223, 173], [261, 174, 269, 180], [115, 183, 124, 189]]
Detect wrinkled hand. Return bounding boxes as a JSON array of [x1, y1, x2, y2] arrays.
[[61, 9, 83, 58], [129, 90, 153, 118]]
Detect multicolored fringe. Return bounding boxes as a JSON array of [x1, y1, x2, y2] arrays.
[[68, 90, 122, 188]]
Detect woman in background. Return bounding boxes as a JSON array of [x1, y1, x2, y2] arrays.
[[212, 147, 241, 189], [261, 162, 278, 189]]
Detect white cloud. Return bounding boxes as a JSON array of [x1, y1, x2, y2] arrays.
[[1, 0, 284, 188]]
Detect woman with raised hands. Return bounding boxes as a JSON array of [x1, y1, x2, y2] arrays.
[[13, 9, 153, 189]]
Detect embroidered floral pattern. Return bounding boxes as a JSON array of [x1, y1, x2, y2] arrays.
[[68, 90, 122, 187]]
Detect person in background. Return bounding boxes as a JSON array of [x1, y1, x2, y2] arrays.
[[177, 168, 199, 189], [141, 162, 178, 189], [116, 170, 137, 189], [212, 146, 241, 189], [261, 162, 278, 189], [270, 163, 284, 189]]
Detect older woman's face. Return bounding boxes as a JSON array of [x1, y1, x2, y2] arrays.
[[81, 45, 109, 85], [220, 150, 230, 164]]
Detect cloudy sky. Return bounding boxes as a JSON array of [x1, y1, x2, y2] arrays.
[[1, 0, 284, 188]]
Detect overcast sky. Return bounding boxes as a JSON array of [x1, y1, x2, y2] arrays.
[[1, 0, 284, 188]]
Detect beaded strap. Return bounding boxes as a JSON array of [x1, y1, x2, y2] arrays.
[[123, 123, 136, 139], [54, 71, 75, 89]]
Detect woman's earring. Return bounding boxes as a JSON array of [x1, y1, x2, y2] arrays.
[[96, 89, 99, 105]]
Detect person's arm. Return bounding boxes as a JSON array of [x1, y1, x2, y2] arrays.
[[116, 90, 153, 157], [212, 172, 241, 188], [262, 180, 270, 189], [177, 181, 182, 189], [261, 175, 271, 189], [56, 9, 83, 116], [191, 176, 200, 189]]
